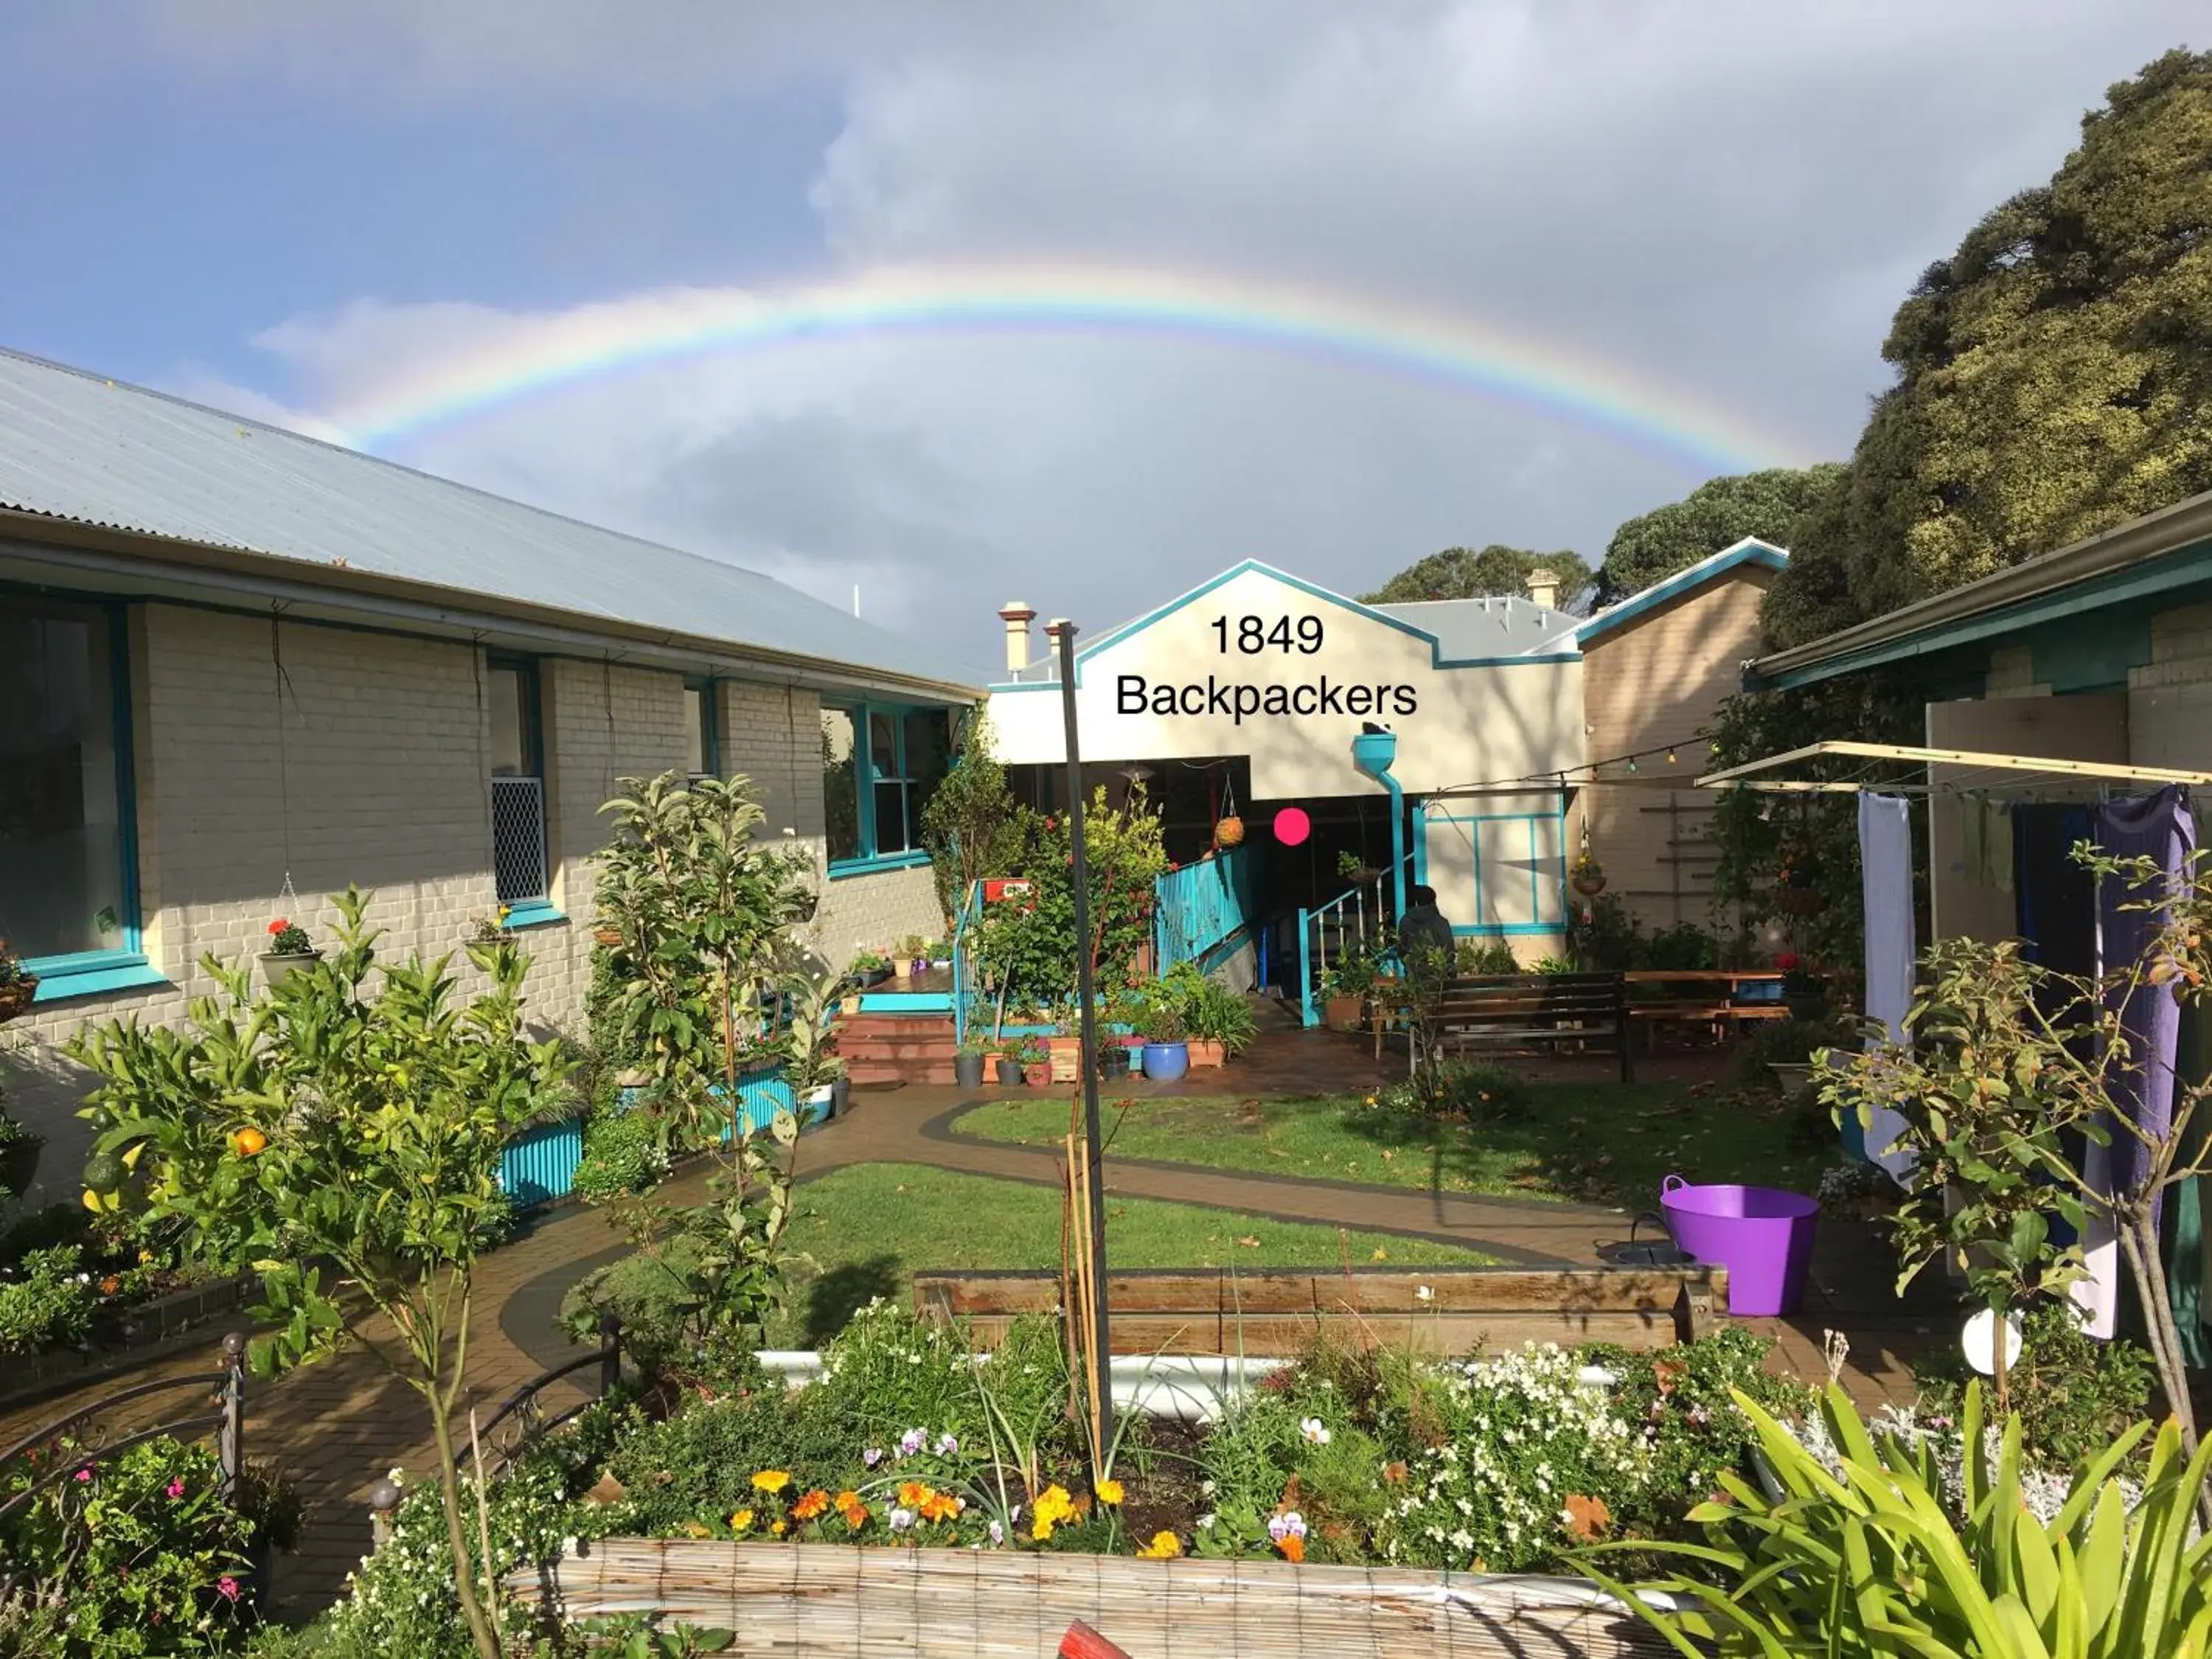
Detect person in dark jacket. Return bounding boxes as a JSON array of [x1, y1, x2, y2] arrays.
[[1396, 884, 1455, 976]]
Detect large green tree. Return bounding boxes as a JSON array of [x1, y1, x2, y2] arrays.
[[1764, 48, 2212, 650], [1594, 466, 1845, 605], [1360, 543, 1593, 607]]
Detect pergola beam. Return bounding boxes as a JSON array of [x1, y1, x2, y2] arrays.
[[1697, 738, 2212, 791]]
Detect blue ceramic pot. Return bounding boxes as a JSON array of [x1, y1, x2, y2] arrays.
[[1141, 1040, 1189, 1082]]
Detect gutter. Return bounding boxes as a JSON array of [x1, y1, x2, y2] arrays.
[[0, 508, 985, 707], [1745, 484, 2212, 687]]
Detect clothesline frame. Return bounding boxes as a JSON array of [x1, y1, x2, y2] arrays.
[[1695, 739, 2212, 795]]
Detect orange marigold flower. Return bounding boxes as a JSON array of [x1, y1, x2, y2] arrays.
[[1093, 1478, 1124, 1507], [790, 1489, 830, 1521], [729, 1509, 754, 1532], [897, 1480, 932, 1509], [1276, 1534, 1305, 1564], [1136, 1530, 1181, 1559], [770, 1517, 787, 1535], [750, 1470, 791, 1493], [919, 1492, 963, 1524]]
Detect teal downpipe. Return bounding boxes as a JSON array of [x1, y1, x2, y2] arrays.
[[1352, 730, 1406, 921], [1297, 904, 1315, 1027]]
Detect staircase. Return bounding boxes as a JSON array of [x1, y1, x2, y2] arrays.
[[835, 1011, 959, 1087]]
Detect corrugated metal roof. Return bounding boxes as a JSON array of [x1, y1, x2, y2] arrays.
[[0, 347, 981, 692], [1371, 596, 1571, 659]]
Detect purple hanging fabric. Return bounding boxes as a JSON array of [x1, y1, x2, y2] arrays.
[[2096, 785, 2197, 1224]]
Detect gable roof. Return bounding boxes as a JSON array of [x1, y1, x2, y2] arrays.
[[0, 347, 981, 697], [995, 557, 1579, 687], [1556, 536, 1788, 650]]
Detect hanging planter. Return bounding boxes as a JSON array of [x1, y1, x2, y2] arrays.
[[1570, 853, 1607, 897], [0, 974, 38, 1026], [1214, 813, 1245, 849], [259, 917, 321, 990]]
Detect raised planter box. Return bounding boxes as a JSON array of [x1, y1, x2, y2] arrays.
[[914, 1264, 1728, 1356], [0, 1270, 260, 1411], [498, 1116, 585, 1209]]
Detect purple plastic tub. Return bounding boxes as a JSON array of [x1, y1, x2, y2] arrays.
[[1659, 1173, 1820, 1317]]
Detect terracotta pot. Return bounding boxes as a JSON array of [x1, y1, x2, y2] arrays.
[[1188, 1038, 1225, 1068], [1324, 995, 1364, 1031], [1023, 1062, 1053, 1087]]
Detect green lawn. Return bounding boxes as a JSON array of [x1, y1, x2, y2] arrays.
[[950, 1086, 1832, 1214], [770, 1162, 1497, 1347]]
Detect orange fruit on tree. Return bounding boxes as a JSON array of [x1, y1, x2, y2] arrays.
[[231, 1126, 268, 1158]]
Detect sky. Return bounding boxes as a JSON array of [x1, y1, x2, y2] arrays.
[[1, 2, 2201, 669]]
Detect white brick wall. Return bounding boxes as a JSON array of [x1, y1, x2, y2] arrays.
[[2, 601, 959, 1201]]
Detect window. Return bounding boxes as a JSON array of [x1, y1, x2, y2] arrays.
[[820, 700, 952, 871], [684, 679, 719, 779], [486, 657, 550, 908], [0, 594, 157, 998]]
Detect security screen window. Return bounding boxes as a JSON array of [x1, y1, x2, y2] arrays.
[[0, 597, 127, 961]]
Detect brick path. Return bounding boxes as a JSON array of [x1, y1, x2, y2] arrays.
[[0, 1028, 1949, 1618]]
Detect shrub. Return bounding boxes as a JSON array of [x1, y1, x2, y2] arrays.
[[1150, 963, 1259, 1054], [1453, 939, 1519, 975], [1374, 1060, 1530, 1122], [1643, 922, 1719, 972], [0, 1245, 99, 1355], [1911, 1300, 2155, 1473], [1724, 1015, 1861, 1088], [0, 1435, 262, 1655], [572, 1107, 670, 1201]]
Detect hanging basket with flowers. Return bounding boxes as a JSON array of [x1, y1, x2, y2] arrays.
[[260, 917, 323, 989], [1570, 852, 1607, 897], [1214, 813, 1245, 849]]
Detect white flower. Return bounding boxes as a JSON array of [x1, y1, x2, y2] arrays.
[[1415, 1284, 1434, 1302], [1197, 1512, 1217, 1529], [1200, 1479, 1216, 1497], [1300, 1417, 1332, 1446]]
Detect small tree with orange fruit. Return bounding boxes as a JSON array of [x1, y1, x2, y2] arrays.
[[69, 885, 571, 1659]]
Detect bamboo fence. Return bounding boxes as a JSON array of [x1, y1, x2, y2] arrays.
[[505, 1539, 1683, 1657]]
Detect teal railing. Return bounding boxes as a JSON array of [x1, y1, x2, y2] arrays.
[[497, 1117, 582, 1209], [1153, 846, 1254, 974], [1294, 849, 1416, 1027]]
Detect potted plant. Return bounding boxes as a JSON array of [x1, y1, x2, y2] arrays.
[[1570, 851, 1607, 897], [1336, 848, 1382, 886], [1018, 1038, 1051, 1088], [0, 1107, 43, 1199], [1322, 945, 1377, 1031], [0, 938, 38, 1024], [259, 916, 321, 987], [900, 934, 929, 979], [995, 1046, 1026, 1087], [1776, 953, 1832, 1022], [953, 1035, 988, 1091], [780, 969, 844, 1121], [1140, 1004, 1190, 1082], [928, 938, 953, 969], [847, 948, 893, 990]]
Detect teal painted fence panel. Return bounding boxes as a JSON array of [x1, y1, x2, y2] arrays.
[[498, 1117, 583, 1208], [1154, 846, 1254, 973]]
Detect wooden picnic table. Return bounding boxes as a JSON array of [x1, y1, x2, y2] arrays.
[[1623, 968, 1788, 1050]]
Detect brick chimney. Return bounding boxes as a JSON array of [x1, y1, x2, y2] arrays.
[[1524, 568, 1560, 611], [998, 599, 1036, 676]]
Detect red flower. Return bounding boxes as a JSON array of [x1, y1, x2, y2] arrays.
[[267, 918, 289, 936], [1773, 951, 1800, 972]]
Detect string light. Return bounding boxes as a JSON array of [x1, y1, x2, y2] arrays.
[[1626, 757, 1638, 775], [1666, 748, 1677, 765]]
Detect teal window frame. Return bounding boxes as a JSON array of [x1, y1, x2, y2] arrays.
[[824, 699, 950, 878], [684, 678, 720, 779], [5, 591, 166, 1004]]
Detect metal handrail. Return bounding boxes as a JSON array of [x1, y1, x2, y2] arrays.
[[471, 1315, 622, 1481]]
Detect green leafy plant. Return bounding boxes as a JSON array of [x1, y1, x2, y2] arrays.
[[919, 708, 1023, 931], [1592, 1380, 2212, 1658], [0, 1244, 99, 1355], [0, 1433, 267, 1655], [67, 886, 572, 1659], [1454, 938, 1520, 975], [1149, 962, 1257, 1054], [572, 1107, 672, 1202]]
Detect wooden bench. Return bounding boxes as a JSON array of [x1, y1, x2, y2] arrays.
[[1399, 971, 1634, 1082], [913, 1265, 1728, 1355]]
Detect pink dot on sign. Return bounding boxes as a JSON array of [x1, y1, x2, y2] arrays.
[[1274, 807, 1311, 846]]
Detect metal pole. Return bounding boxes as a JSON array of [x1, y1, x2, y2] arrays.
[[1051, 619, 1113, 1455], [217, 1331, 246, 1500]]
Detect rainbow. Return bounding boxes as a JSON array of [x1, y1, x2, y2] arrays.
[[322, 262, 1823, 472]]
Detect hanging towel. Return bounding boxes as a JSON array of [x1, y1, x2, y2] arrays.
[[1857, 793, 1918, 1183], [2090, 787, 2197, 1345], [1975, 798, 2014, 892]]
